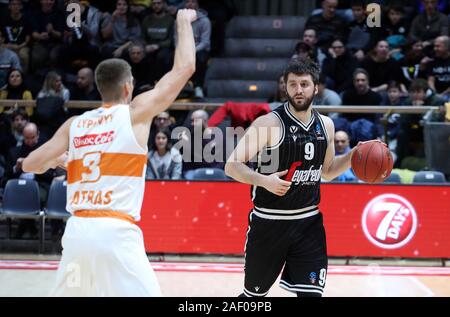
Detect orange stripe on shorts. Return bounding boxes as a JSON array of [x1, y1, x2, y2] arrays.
[[67, 152, 147, 184]]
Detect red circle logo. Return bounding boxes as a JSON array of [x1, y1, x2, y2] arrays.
[[362, 194, 418, 249]]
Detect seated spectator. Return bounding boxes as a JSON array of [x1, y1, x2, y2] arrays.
[[346, 0, 378, 62], [380, 5, 410, 61], [5, 122, 54, 238], [322, 38, 358, 93], [384, 81, 407, 150], [0, 29, 22, 88], [427, 35, 450, 101], [1, 0, 31, 72], [177, 109, 224, 179], [291, 41, 316, 63], [408, 0, 449, 46], [341, 68, 382, 122], [175, 0, 211, 98], [101, 0, 141, 59], [37, 71, 70, 102], [313, 73, 342, 106], [0, 69, 32, 99], [141, 0, 174, 78], [30, 0, 64, 72], [0, 109, 28, 160], [146, 128, 182, 180], [333, 130, 356, 181], [70, 67, 100, 101], [360, 40, 405, 93], [305, 0, 348, 50], [267, 75, 288, 109], [125, 41, 155, 94], [148, 110, 176, 147], [301, 28, 327, 67], [60, 0, 109, 72], [399, 40, 428, 87], [396, 78, 444, 167]]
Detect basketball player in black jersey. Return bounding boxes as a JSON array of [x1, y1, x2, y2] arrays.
[[225, 59, 370, 297]]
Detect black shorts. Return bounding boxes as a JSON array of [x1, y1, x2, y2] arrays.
[[243, 210, 328, 297]]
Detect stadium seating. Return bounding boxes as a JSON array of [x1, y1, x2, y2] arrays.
[[192, 168, 229, 180], [413, 171, 447, 184]]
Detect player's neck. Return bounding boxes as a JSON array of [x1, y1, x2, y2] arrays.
[[288, 103, 313, 125]]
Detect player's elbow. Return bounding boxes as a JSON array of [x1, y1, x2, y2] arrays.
[[224, 161, 235, 178], [22, 157, 33, 173]]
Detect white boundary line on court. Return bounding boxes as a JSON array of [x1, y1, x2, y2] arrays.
[[0, 260, 450, 276]]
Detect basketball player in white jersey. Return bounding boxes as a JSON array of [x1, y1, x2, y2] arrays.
[[22, 9, 197, 296]]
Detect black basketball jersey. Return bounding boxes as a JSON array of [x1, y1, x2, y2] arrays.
[[251, 102, 328, 220]]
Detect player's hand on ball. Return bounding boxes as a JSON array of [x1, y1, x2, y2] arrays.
[[263, 170, 291, 196], [177, 9, 197, 23]]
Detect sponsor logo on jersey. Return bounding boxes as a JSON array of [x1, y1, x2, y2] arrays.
[[315, 123, 325, 140], [291, 164, 323, 185], [309, 272, 317, 284], [362, 194, 418, 249], [76, 114, 113, 129], [73, 131, 115, 148]]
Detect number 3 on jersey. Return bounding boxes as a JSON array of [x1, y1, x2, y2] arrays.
[[304, 142, 314, 160], [81, 152, 101, 183]]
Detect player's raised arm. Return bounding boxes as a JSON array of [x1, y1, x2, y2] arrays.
[[130, 9, 197, 124], [225, 114, 291, 197], [22, 117, 76, 174]]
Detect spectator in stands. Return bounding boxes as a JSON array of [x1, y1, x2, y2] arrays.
[[408, 0, 449, 45], [141, 0, 174, 78], [146, 128, 182, 180], [30, 0, 64, 72], [175, 0, 211, 99], [101, 0, 141, 59], [292, 41, 316, 63], [384, 81, 407, 148], [360, 40, 405, 93], [37, 71, 70, 102], [0, 109, 28, 161], [0, 69, 33, 116], [5, 122, 54, 238], [0, 29, 22, 89], [1, 0, 31, 73], [322, 38, 358, 93], [267, 75, 288, 109], [313, 73, 342, 106], [396, 78, 444, 167], [333, 130, 356, 181], [380, 5, 410, 61], [148, 110, 176, 147], [341, 68, 382, 121], [70, 67, 100, 101], [125, 41, 155, 95], [302, 28, 327, 67], [346, 0, 378, 62], [177, 109, 223, 179], [9, 109, 28, 148], [427, 35, 450, 101], [60, 0, 109, 72], [399, 40, 428, 87], [305, 0, 348, 50]]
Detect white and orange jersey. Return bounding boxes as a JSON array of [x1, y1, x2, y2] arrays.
[[66, 104, 147, 221]]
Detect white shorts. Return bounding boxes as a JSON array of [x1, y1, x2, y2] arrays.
[[49, 216, 161, 297]]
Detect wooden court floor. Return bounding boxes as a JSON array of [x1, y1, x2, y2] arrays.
[[0, 261, 449, 297]]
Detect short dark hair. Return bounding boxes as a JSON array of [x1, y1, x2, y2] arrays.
[[95, 58, 132, 103], [409, 78, 428, 92], [352, 68, 370, 81], [283, 58, 320, 85], [12, 109, 28, 121], [387, 80, 401, 91]]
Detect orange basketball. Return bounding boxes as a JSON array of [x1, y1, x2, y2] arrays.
[[351, 141, 394, 183]]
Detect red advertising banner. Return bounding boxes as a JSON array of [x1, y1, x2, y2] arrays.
[[140, 182, 450, 258]]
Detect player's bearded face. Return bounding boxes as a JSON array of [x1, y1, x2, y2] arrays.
[[285, 74, 316, 112]]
